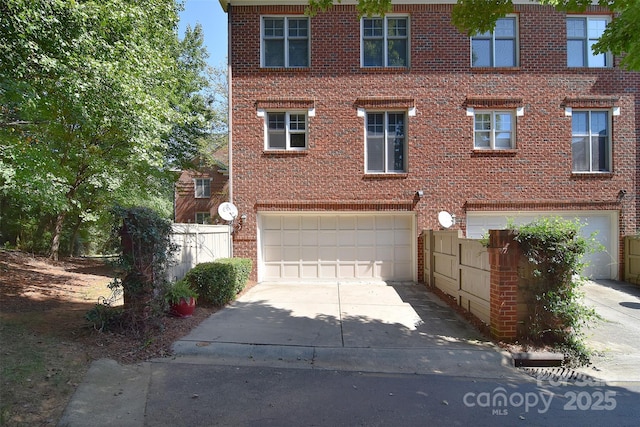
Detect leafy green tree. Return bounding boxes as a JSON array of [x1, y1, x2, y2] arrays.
[[307, 0, 640, 70], [0, 1, 219, 259]]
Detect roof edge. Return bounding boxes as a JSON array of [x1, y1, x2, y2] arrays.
[[219, 0, 228, 12]]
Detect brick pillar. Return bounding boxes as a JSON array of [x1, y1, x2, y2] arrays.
[[488, 229, 521, 341]]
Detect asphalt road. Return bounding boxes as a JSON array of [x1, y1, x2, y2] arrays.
[[143, 362, 640, 426]]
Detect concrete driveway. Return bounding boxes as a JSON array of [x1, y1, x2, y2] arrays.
[[172, 282, 515, 378], [577, 279, 640, 385]]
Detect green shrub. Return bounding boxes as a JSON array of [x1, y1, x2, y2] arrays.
[[513, 217, 601, 366], [184, 258, 252, 306]]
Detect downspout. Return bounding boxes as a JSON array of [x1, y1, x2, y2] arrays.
[[225, 1, 234, 257], [226, 2, 233, 204]]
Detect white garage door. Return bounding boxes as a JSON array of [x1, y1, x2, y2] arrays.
[[466, 211, 618, 279], [259, 213, 415, 282]]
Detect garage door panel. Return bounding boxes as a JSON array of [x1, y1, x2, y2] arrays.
[[261, 213, 415, 281], [376, 230, 394, 244], [320, 264, 338, 278], [301, 216, 318, 230], [338, 246, 357, 260], [301, 231, 318, 245], [466, 211, 617, 280], [357, 263, 374, 277], [358, 216, 375, 229], [283, 231, 300, 245], [320, 216, 337, 229], [301, 264, 319, 278], [301, 247, 318, 261], [282, 264, 301, 278], [263, 230, 282, 245], [263, 216, 282, 230], [338, 230, 356, 245], [318, 232, 337, 246], [376, 216, 394, 229], [357, 231, 376, 245], [263, 246, 282, 262], [319, 247, 336, 260], [283, 217, 300, 230], [339, 216, 357, 229], [376, 246, 394, 261]]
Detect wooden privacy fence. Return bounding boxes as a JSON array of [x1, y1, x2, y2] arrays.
[[422, 230, 490, 324], [166, 224, 231, 281], [625, 235, 640, 285]]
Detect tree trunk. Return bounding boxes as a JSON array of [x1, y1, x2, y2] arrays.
[[50, 211, 66, 261]]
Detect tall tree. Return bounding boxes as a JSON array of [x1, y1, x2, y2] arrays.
[[0, 0, 217, 259], [307, 0, 640, 70]]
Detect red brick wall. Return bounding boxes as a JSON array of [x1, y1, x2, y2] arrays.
[[174, 167, 228, 224], [228, 3, 639, 280]]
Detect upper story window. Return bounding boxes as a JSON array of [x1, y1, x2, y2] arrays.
[[365, 111, 406, 173], [471, 17, 518, 67], [362, 16, 409, 67], [571, 110, 610, 172], [474, 111, 515, 149], [265, 111, 308, 150], [194, 179, 211, 198], [262, 17, 309, 68], [566, 17, 611, 68]]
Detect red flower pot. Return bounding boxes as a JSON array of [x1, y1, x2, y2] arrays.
[[170, 297, 196, 318]]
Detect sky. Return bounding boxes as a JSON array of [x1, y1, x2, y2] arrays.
[[178, 0, 228, 67]]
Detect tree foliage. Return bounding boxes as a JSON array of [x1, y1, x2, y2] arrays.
[[0, 0, 222, 258], [307, 0, 640, 70]]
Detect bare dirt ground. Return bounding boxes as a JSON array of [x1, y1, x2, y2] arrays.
[[0, 250, 230, 426]]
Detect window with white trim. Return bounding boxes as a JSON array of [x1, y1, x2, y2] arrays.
[[362, 16, 409, 67], [366, 111, 406, 173], [566, 17, 610, 68], [194, 179, 211, 198], [262, 17, 309, 68], [471, 17, 517, 67], [474, 111, 515, 149], [265, 112, 308, 150], [571, 110, 610, 172], [195, 212, 211, 224]]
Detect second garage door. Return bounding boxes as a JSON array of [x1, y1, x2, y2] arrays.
[[259, 213, 415, 282]]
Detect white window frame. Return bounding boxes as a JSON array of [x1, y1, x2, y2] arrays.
[[566, 16, 612, 68], [571, 109, 611, 173], [473, 111, 516, 150], [261, 16, 310, 68], [194, 178, 211, 198], [263, 111, 308, 151], [471, 16, 518, 67], [364, 111, 407, 174], [361, 15, 410, 68], [195, 212, 211, 224]]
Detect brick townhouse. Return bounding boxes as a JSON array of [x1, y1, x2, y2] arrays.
[[174, 151, 229, 224], [218, 0, 638, 283]]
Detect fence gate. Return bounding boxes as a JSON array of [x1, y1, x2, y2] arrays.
[[166, 223, 231, 281]]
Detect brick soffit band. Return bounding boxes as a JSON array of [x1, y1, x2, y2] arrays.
[[464, 97, 523, 109], [562, 96, 619, 108], [255, 99, 315, 110], [464, 200, 621, 211], [354, 97, 415, 109], [256, 200, 415, 211]]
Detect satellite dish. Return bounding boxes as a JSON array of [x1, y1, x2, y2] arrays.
[[438, 211, 454, 229], [218, 202, 238, 221]]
